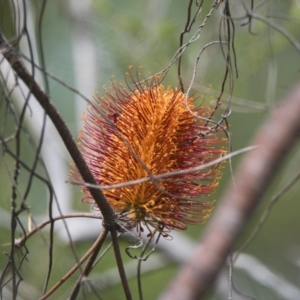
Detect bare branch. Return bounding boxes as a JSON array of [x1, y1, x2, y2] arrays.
[[0, 32, 115, 226]]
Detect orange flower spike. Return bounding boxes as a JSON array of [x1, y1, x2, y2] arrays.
[[78, 76, 227, 236]]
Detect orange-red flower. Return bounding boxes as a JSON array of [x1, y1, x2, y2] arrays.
[[76, 75, 227, 236]]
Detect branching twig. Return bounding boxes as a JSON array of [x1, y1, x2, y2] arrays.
[[111, 226, 132, 300], [0, 33, 115, 226], [39, 228, 108, 300], [69, 229, 109, 300], [69, 146, 256, 190], [15, 213, 102, 247], [0, 31, 133, 298]]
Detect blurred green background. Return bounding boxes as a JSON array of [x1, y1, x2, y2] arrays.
[[1, 1, 300, 299]]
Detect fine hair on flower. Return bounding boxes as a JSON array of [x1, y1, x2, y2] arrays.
[[71, 70, 228, 238]]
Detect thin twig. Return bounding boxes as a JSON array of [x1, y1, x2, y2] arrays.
[[251, 13, 300, 52], [15, 213, 102, 247], [0, 32, 115, 226], [39, 228, 108, 300], [69, 229, 109, 299], [111, 226, 132, 300], [69, 146, 257, 190]]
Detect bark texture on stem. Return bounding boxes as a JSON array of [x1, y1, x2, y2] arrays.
[[0, 33, 115, 225], [160, 83, 300, 300]]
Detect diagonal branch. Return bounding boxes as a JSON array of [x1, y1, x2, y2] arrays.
[[69, 228, 109, 300], [0, 32, 133, 299], [0, 32, 115, 226], [160, 82, 300, 300]]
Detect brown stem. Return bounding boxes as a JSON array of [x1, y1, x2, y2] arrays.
[[160, 82, 300, 300], [69, 228, 109, 299], [0, 33, 115, 226], [111, 226, 132, 300], [39, 228, 108, 300]]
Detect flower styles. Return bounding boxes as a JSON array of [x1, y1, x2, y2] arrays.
[[76, 75, 227, 236]]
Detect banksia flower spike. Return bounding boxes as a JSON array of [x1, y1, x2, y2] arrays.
[[76, 73, 227, 237]]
